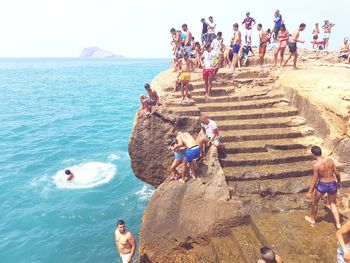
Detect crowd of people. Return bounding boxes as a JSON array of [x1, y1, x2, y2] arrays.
[[124, 9, 350, 263]]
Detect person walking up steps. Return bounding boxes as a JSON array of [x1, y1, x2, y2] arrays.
[[283, 23, 306, 69], [305, 146, 342, 229]]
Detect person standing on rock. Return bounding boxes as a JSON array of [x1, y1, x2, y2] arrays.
[[115, 220, 136, 263], [202, 44, 215, 99], [231, 23, 242, 71], [273, 24, 289, 67], [273, 10, 283, 41], [199, 115, 220, 158], [242, 11, 256, 45], [182, 24, 193, 57], [257, 23, 268, 66], [173, 131, 200, 184], [282, 23, 306, 69], [174, 52, 196, 101], [206, 16, 217, 43], [305, 146, 342, 229], [322, 20, 335, 51], [336, 219, 350, 262]]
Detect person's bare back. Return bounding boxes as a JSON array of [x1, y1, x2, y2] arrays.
[[176, 132, 197, 148], [314, 157, 338, 183]]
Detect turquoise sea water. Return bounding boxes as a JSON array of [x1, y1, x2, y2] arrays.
[[0, 58, 170, 262]]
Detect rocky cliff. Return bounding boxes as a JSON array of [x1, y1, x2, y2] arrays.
[[129, 51, 350, 263]]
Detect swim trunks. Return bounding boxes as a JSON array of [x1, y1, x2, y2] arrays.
[[245, 29, 252, 38], [147, 98, 156, 106], [201, 33, 208, 42], [324, 32, 331, 39], [259, 42, 267, 59], [184, 145, 200, 163], [313, 34, 319, 40], [316, 181, 337, 195], [202, 68, 214, 80], [120, 253, 133, 263], [174, 152, 183, 161], [288, 42, 297, 53], [207, 33, 216, 42], [180, 71, 191, 81], [337, 244, 350, 263], [232, 44, 241, 54]]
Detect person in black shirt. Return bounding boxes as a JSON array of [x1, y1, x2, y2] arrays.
[[201, 18, 208, 46]]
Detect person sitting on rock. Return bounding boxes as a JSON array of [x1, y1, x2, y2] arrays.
[[305, 146, 342, 229], [339, 37, 350, 63], [336, 219, 350, 263], [172, 131, 200, 184], [139, 83, 160, 114], [257, 246, 283, 263], [199, 114, 220, 158], [167, 139, 185, 181]]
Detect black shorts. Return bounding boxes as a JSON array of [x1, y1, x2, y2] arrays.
[[288, 42, 297, 53]]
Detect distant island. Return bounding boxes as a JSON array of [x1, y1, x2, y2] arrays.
[[79, 47, 124, 58]]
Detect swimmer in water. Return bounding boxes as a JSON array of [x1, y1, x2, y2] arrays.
[[65, 169, 74, 181]]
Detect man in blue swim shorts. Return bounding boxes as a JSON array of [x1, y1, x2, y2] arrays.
[[305, 146, 342, 229], [172, 131, 200, 184]]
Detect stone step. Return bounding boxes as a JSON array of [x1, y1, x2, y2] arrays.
[[219, 127, 305, 143], [223, 160, 314, 181], [222, 138, 308, 154], [192, 91, 284, 103], [217, 116, 305, 131], [228, 176, 310, 197], [196, 98, 287, 112], [250, 211, 337, 263], [202, 107, 298, 121], [221, 149, 314, 168], [210, 236, 247, 263], [230, 225, 263, 263]]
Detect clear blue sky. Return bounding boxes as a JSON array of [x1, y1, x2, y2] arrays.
[[1, 0, 349, 58]]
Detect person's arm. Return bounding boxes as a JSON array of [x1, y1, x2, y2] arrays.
[[127, 233, 136, 263], [306, 165, 319, 199], [154, 91, 160, 105], [336, 220, 350, 262], [334, 163, 341, 184], [208, 128, 218, 144], [252, 18, 256, 27]]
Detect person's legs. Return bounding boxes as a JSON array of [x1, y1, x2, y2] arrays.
[[199, 137, 209, 157], [184, 80, 189, 99], [181, 81, 185, 101], [328, 193, 341, 229], [305, 189, 324, 224], [189, 162, 196, 179], [282, 53, 293, 68], [274, 47, 280, 67], [204, 79, 209, 97], [171, 159, 182, 178], [293, 51, 299, 69], [279, 47, 286, 66], [207, 73, 213, 96], [179, 160, 188, 183]]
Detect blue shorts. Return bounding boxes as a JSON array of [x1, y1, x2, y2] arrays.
[[316, 181, 337, 195], [337, 244, 350, 263], [184, 146, 200, 163], [174, 152, 183, 161], [232, 44, 240, 54]]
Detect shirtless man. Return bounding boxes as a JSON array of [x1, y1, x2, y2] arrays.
[[175, 52, 196, 101], [64, 169, 74, 181], [173, 131, 200, 184], [115, 220, 136, 263], [312, 23, 320, 50], [257, 24, 268, 66], [139, 83, 159, 113], [340, 37, 350, 62], [305, 146, 341, 229], [231, 23, 242, 71], [282, 23, 306, 69], [170, 28, 182, 69], [199, 114, 220, 158], [257, 247, 283, 263], [182, 24, 193, 57], [336, 219, 350, 262]]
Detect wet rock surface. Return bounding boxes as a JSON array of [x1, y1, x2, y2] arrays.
[[129, 53, 350, 262]]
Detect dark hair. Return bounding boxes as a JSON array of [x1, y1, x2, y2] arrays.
[[267, 28, 271, 33], [209, 16, 213, 19], [201, 18, 205, 22], [205, 44, 211, 49], [311, 146, 322, 156], [167, 139, 176, 146], [191, 36, 195, 40], [260, 247, 276, 263], [170, 28, 175, 33], [144, 83, 150, 89], [182, 23, 187, 28], [258, 23, 262, 28], [195, 41, 200, 46], [117, 220, 125, 226], [299, 23, 306, 28], [65, 169, 71, 175], [280, 23, 286, 30], [217, 31, 222, 36], [233, 23, 239, 28]]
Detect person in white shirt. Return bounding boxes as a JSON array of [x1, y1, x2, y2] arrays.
[[207, 16, 216, 42], [199, 114, 221, 158], [202, 45, 215, 98], [211, 32, 225, 78]]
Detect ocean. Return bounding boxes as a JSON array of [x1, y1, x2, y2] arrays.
[[0, 58, 170, 262]]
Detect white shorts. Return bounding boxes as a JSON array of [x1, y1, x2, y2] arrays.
[[120, 253, 133, 263], [245, 29, 252, 38]]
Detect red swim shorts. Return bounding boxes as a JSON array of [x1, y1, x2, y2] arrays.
[[202, 68, 214, 80]]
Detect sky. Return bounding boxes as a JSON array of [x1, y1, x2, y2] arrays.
[[0, 0, 349, 58]]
